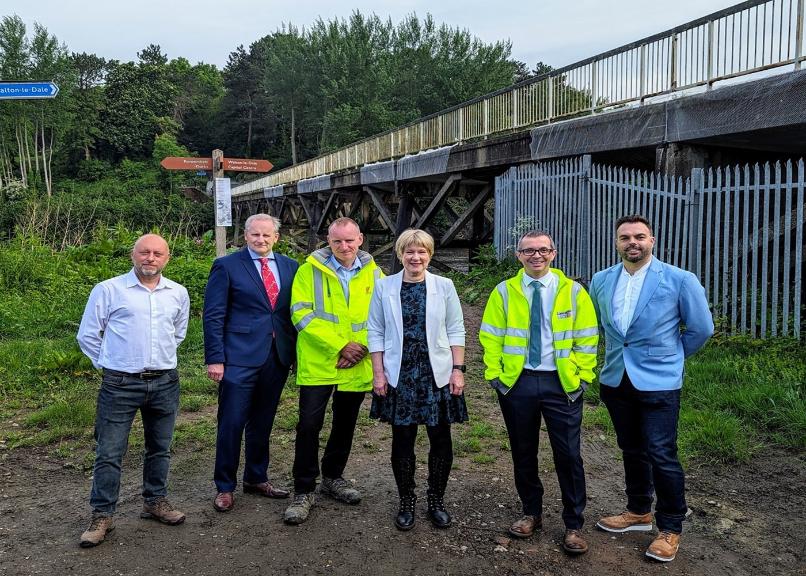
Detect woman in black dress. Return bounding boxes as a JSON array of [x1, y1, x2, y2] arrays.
[[367, 229, 467, 530]]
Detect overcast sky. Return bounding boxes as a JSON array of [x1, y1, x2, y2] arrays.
[[6, 0, 735, 71]]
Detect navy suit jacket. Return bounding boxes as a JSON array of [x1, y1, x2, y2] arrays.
[[203, 248, 299, 368], [589, 258, 714, 391]]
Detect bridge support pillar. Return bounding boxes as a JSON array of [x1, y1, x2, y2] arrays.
[[655, 143, 709, 177]]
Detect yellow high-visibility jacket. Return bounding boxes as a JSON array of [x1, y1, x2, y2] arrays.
[[479, 268, 598, 395], [291, 248, 382, 391]]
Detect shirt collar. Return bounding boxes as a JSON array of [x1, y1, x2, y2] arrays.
[[521, 270, 555, 291], [126, 268, 168, 290], [327, 254, 361, 272], [621, 256, 653, 279], [248, 247, 275, 261]]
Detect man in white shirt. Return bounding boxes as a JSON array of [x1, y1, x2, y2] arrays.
[[480, 231, 598, 555], [76, 234, 190, 548], [589, 215, 713, 563]]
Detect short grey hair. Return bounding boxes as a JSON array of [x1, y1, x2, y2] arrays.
[[517, 230, 556, 251], [244, 213, 281, 233]]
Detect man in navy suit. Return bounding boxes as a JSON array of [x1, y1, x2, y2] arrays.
[[589, 214, 713, 563], [203, 213, 299, 512]]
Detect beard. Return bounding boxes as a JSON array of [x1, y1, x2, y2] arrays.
[[618, 245, 651, 263]]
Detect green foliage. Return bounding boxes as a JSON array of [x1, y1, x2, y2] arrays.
[[449, 244, 520, 304], [76, 158, 112, 182]]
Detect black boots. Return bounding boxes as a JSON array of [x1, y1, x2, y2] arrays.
[[391, 458, 417, 531], [426, 454, 452, 529]]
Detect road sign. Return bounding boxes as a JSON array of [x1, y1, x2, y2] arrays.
[[160, 157, 213, 171], [0, 81, 59, 99], [222, 158, 273, 173]]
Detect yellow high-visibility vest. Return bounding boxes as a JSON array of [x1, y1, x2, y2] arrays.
[[479, 268, 598, 395], [291, 249, 382, 391]]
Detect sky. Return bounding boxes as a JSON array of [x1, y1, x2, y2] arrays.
[[5, 0, 736, 71]]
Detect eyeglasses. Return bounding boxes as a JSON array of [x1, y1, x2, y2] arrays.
[[517, 247, 555, 257]]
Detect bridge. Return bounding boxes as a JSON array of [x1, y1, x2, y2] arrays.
[[230, 0, 806, 273]]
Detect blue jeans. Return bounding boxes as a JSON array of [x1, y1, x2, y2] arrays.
[[90, 369, 180, 515], [497, 370, 586, 529], [600, 373, 686, 533]]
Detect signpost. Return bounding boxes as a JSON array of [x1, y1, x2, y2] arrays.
[[0, 81, 59, 99], [160, 150, 273, 256]]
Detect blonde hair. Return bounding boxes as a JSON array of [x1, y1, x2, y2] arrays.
[[395, 228, 435, 258]]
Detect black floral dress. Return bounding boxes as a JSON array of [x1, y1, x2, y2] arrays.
[[370, 281, 468, 426]]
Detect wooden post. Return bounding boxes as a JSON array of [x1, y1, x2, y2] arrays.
[[212, 149, 227, 257]]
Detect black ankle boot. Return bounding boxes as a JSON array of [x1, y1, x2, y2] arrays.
[[391, 458, 417, 531], [426, 492, 451, 528], [396, 494, 417, 531], [427, 455, 452, 529]]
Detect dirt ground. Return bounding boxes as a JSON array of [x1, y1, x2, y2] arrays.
[[1, 306, 804, 576]]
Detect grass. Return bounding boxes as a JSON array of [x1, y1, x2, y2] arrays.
[[0, 236, 803, 472]]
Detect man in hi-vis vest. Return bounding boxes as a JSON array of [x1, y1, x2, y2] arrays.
[[284, 217, 382, 525], [480, 230, 598, 555]]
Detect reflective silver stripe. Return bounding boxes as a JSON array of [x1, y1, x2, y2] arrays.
[[312, 268, 339, 323], [503, 345, 526, 355], [554, 327, 598, 341], [352, 321, 367, 332], [291, 302, 313, 313], [294, 314, 315, 332], [572, 327, 598, 338], [570, 281, 581, 320], [480, 322, 506, 337], [553, 330, 574, 341], [507, 327, 529, 338], [497, 282, 509, 316], [555, 348, 572, 358], [573, 345, 598, 354]]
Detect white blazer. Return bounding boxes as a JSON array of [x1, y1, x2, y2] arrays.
[[367, 270, 465, 388]]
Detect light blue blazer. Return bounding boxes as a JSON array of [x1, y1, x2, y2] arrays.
[[367, 271, 465, 388], [589, 258, 714, 391]]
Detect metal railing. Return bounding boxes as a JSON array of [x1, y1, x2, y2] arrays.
[[234, 0, 806, 196], [495, 156, 805, 339]]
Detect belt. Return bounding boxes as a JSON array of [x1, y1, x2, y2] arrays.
[[522, 368, 558, 375], [104, 368, 172, 380]]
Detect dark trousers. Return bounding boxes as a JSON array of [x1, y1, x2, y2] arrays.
[[292, 385, 365, 493], [214, 346, 289, 492], [497, 370, 586, 529], [600, 373, 686, 533], [391, 422, 453, 461], [91, 369, 180, 514]]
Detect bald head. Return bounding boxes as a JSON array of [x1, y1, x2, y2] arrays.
[[131, 234, 170, 282]]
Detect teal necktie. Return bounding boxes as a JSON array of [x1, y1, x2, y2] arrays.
[[528, 281, 543, 366]]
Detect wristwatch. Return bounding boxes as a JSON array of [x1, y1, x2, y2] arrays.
[[452, 364, 466, 373]]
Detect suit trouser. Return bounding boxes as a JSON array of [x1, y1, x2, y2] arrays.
[[293, 385, 366, 493], [214, 346, 289, 492], [600, 373, 687, 533], [497, 370, 586, 529]]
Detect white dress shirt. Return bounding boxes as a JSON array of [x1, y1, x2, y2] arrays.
[[77, 270, 190, 372], [247, 247, 282, 291], [521, 271, 557, 371], [612, 257, 653, 335]]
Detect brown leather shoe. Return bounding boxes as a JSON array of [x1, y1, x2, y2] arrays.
[[646, 531, 680, 562], [508, 514, 542, 538], [243, 481, 290, 499], [140, 498, 186, 525], [80, 514, 114, 548], [563, 529, 589, 555], [214, 491, 234, 512], [596, 510, 653, 533]]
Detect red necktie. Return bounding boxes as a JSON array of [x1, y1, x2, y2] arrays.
[[259, 257, 279, 308]]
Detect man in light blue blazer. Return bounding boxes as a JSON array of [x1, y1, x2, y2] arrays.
[[588, 214, 713, 563]]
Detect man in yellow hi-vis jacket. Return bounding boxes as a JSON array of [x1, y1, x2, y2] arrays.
[[480, 230, 598, 555], [284, 217, 382, 525]]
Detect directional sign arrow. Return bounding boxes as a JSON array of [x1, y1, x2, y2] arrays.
[[160, 157, 213, 171], [222, 158, 273, 173], [0, 81, 59, 99]]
